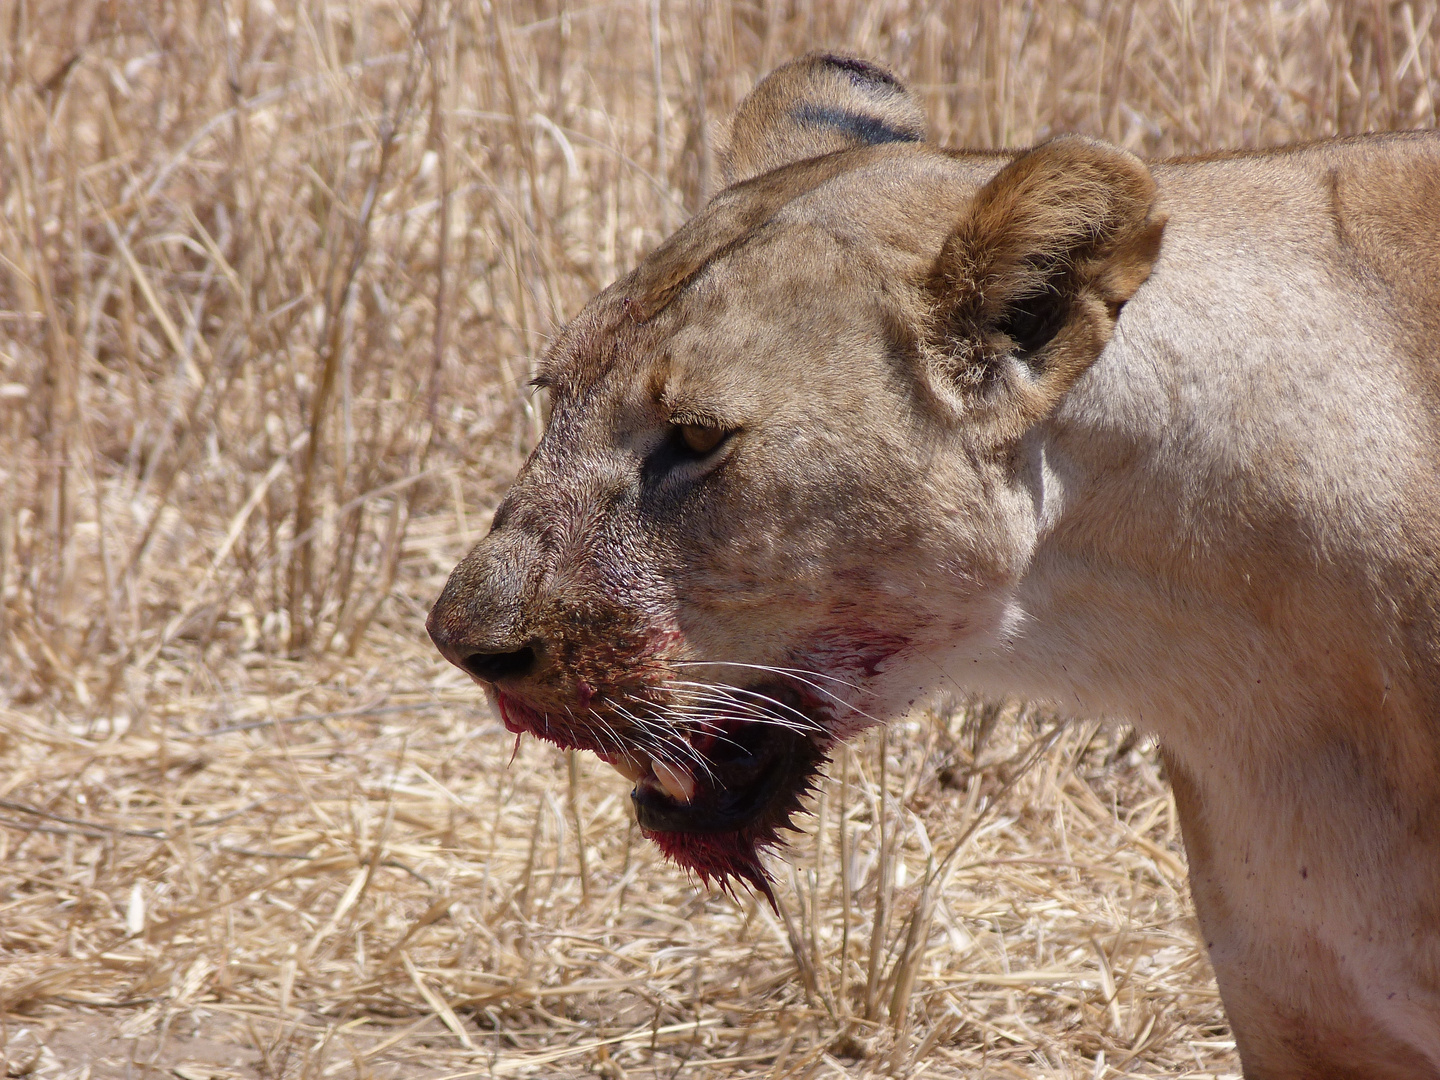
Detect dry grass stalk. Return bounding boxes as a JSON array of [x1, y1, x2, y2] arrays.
[[1, 0, 1435, 1075]]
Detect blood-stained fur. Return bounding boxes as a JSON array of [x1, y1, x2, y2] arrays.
[[429, 53, 1440, 1078]]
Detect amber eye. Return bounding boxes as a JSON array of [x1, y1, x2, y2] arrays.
[[677, 423, 727, 456]]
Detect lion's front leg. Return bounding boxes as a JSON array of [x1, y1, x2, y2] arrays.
[[1163, 751, 1440, 1079]]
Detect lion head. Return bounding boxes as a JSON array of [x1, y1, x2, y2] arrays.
[[427, 54, 1163, 901]]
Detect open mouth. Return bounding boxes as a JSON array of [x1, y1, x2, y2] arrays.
[[613, 716, 828, 905], [497, 683, 831, 904]]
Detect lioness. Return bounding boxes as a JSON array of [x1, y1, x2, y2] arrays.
[[428, 54, 1440, 1077]]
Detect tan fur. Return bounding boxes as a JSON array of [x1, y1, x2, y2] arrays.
[[721, 53, 927, 184], [429, 55, 1440, 1077]]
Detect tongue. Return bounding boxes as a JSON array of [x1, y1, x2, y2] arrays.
[[652, 760, 697, 804]]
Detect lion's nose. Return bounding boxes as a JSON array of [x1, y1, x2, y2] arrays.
[[427, 601, 541, 685], [426, 590, 541, 683], [426, 530, 543, 685], [455, 644, 537, 683]]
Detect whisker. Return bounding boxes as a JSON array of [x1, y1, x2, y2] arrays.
[[728, 668, 878, 718], [576, 703, 628, 753], [609, 698, 716, 778], [628, 693, 790, 764], [665, 680, 830, 732], [675, 675, 886, 730], [663, 690, 781, 724], [660, 693, 818, 735], [670, 660, 867, 694], [637, 706, 767, 754]]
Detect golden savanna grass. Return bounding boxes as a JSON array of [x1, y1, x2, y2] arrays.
[[0, 1, 1435, 1076]]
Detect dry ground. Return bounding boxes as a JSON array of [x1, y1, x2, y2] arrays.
[[1, 0, 1435, 1076]]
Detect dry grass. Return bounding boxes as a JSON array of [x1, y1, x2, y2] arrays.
[[0, 0, 1434, 1076]]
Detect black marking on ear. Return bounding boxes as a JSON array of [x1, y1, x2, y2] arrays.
[[791, 103, 924, 147], [815, 53, 904, 90]]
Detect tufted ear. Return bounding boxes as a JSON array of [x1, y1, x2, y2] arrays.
[[721, 53, 927, 185], [924, 135, 1166, 441]]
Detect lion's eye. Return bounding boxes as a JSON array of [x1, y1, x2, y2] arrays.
[[677, 423, 726, 456], [643, 421, 735, 485]]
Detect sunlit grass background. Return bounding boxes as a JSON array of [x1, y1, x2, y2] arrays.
[[1, 0, 1434, 1075]]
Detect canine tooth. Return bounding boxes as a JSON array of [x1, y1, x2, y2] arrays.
[[598, 750, 647, 782], [653, 760, 697, 804]]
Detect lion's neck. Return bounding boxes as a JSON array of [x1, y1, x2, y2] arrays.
[[929, 310, 1440, 1069]]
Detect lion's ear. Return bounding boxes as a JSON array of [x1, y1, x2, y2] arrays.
[[721, 53, 927, 185], [924, 136, 1166, 441]]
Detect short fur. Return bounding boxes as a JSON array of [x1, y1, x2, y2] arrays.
[[429, 54, 1440, 1078]]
